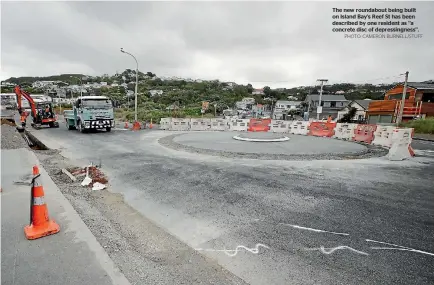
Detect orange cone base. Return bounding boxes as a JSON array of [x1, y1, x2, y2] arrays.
[[132, 122, 141, 131], [24, 220, 60, 240]]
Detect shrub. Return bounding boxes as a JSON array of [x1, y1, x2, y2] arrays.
[[402, 117, 434, 134]]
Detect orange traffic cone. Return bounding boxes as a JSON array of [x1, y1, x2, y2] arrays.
[[24, 165, 60, 240], [149, 118, 153, 129], [124, 121, 129, 129], [132, 121, 141, 131]]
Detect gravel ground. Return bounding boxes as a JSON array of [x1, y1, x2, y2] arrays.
[[5, 119, 251, 285], [158, 133, 389, 161], [1, 124, 29, 149], [1, 124, 247, 284]]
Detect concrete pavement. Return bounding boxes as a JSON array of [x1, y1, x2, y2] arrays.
[[25, 127, 434, 285], [1, 148, 130, 285]]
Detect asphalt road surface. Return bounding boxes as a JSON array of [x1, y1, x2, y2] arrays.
[[29, 126, 434, 285]]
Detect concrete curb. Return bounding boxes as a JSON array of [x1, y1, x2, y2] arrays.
[[31, 151, 131, 285], [413, 137, 434, 142], [233, 135, 290, 142]]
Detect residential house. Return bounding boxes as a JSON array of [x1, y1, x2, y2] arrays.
[[32, 81, 56, 89], [366, 82, 434, 123], [235, 97, 256, 110], [252, 88, 265, 96], [149, 90, 163, 97], [337, 99, 379, 122], [304, 94, 349, 119], [275, 100, 302, 111]]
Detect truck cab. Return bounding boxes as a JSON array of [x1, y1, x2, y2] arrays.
[[64, 96, 115, 133]]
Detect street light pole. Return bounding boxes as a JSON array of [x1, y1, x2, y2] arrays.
[[120, 48, 139, 122], [316, 79, 328, 120], [396, 71, 409, 126]]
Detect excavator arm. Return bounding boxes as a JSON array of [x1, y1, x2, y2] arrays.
[[14, 85, 37, 118]]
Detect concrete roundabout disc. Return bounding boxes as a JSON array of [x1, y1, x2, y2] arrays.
[[233, 132, 290, 142], [158, 131, 388, 161]]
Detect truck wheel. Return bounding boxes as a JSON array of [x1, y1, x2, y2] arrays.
[[106, 127, 111, 132], [49, 122, 54, 128]]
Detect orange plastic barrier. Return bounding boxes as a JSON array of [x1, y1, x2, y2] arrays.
[[307, 122, 336, 137], [24, 166, 60, 240], [248, 118, 271, 132], [352, 124, 377, 144]]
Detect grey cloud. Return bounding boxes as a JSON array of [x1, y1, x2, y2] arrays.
[[1, 1, 433, 87]]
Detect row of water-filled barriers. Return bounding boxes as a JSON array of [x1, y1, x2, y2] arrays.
[[159, 118, 416, 161]]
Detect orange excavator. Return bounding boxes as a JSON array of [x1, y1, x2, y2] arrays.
[[14, 85, 59, 128]]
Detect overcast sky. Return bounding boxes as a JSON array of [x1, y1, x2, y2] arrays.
[[1, 1, 433, 88]]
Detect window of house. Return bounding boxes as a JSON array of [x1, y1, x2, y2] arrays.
[[388, 93, 410, 100], [323, 102, 331, 107], [330, 102, 336, 107]]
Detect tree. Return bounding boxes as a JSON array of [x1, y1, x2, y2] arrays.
[[338, 107, 357, 123], [263, 86, 271, 96], [247, 83, 253, 94]]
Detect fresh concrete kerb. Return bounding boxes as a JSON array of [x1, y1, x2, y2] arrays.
[[233, 132, 290, 142]]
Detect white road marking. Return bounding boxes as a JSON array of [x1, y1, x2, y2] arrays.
[[304, 246, 369, 256], [195, 243, 270, 257], [366, 239, 434, 257], [279, 223, 350, 236]]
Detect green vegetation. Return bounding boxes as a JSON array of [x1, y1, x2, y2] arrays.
[[402, 117, 434, 134], [5, 70, 432, 121]]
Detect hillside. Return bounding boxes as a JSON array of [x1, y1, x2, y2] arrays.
[[2, 70, 432, 122]]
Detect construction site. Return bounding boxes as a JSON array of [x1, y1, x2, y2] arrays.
[[1, 104, 434, 285]]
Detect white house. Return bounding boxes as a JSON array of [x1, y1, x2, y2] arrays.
[[252, 88, 265, 95], [149, 90, 164, 97], [275, 100, 302, 111], [337, 99, 379, 121]]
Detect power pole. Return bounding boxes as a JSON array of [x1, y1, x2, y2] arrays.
[[316, 79, 328, 120], [396, 71, 409, 125]]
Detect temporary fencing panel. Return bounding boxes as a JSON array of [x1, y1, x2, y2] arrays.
[[159, 118, 172, 130], [190, 118, 211, 131], [228, 119, 249, 132], [289, 121, 310, 135], [170, 118, 191, 131], [372, 125, 397, 148], [307, 122, 336, 137], [352, 124, 377, 144], [248, 118, 271, 132], [332, 123, 357, 140], [387, 128, 415, 161], [210, 118, 229, 131], [270, 120, 290, 133]]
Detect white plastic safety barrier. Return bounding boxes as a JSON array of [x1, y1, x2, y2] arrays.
[[190, 118, 211, 131], [332, 123, 357, 140], [270, 120, 290, 133], [159, 118, 172, 130], [170, 118, 191, 131], [372, 125, 397, 148], [228, 119, 249, 132], [387, 128, 415, 161], [210, 118, 229, 131], [289, 121, 310, 135]]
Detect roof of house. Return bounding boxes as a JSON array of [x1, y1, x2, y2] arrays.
[[306, 94, 348, 101], [407, 82, 434, 90], [387, 82, 434, 92], [350, 99, 380, 110], [276, 100, 302, 105]]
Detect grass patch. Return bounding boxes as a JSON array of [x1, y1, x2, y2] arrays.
[[401, 117, 434, 134]]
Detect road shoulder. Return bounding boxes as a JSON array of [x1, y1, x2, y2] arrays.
[[1, 148, 130, 285], [30, 145, 248, 285]]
